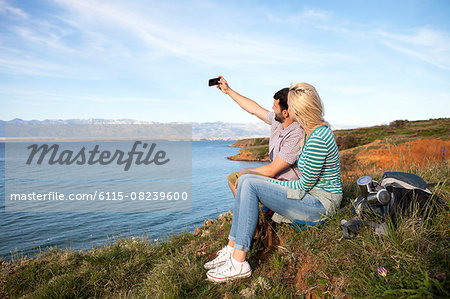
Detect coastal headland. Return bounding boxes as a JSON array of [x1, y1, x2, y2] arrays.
[[228, 137, 270, 161]]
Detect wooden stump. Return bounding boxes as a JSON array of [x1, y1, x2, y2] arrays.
[[252, 207, 279, 256]]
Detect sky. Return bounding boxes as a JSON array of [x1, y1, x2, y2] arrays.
[[0, 0, 449, 128]]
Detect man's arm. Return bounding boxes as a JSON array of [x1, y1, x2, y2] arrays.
[[243, 156, 291, 178], [231, 156, 291, 195], [217, 76, 269, 124]]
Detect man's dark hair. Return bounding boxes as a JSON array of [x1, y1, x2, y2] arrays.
[[273, 88, 289, 111]]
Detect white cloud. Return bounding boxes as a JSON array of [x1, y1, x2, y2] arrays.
[[266, 7, 450, 71], [0, 57, 64, 76], [330, 85, 379, 96], [0, 0, 28, 19], [302, 8, 330, 20], [265, 7, 330, 24], [376, 28, 450, 70], [0, 87, 191, 104], [51, 0, 351, 67], [11, 25, 76, 53], [0, 0, 359, 80]]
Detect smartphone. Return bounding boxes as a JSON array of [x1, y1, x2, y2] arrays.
[[208, 77, 220, 86]]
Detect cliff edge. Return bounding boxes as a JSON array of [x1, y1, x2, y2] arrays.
[[228, 137, 270, 161]]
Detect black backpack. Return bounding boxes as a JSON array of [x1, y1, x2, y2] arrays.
[[341, 172, 446, 239]]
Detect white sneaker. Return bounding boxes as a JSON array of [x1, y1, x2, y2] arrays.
[[203, 246, 233, 270], [206, 258, 252, 283]]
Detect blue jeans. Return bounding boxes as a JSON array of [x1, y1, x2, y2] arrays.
[[228, 174, 326, 252]]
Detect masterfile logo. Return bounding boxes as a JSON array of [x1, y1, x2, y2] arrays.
[[26, 141, 170, 171], [3, 124, 192, 212]]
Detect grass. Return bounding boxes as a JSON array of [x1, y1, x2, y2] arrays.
[[246, 145, 270, 160], [230, 137, 269, 147]]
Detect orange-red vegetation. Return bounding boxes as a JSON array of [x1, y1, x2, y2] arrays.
[[355, 138, 449, 169]]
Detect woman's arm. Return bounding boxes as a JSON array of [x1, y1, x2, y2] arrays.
[[296, 138, 327, 191]]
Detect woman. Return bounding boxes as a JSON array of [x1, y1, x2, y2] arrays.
[[205, 82, 343, 283]]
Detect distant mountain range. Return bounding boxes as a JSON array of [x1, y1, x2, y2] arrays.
[[0, 118, 270, 140]]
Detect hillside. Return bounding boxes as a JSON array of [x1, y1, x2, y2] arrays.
[[335, 118, 449, 176], [228, 118, 450, 167], [334, 118, 449, 150]]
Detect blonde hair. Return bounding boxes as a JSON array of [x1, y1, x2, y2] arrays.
[[288, 83, 327, 130]]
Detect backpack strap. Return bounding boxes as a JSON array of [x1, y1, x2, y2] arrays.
[[341, 217, 363, 239], [364, 221, 388, 236], [341, 217, 388, 239]]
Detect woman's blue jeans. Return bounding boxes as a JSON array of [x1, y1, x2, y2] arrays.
[[229, 174, 326, 252]]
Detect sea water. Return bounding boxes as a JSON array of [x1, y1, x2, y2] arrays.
[[0, 140, 265, 259]]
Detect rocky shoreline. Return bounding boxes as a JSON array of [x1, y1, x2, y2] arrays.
[[227, 137, 270, 162]]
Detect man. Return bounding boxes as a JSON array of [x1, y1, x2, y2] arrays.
[[216, 76, 304, 196]]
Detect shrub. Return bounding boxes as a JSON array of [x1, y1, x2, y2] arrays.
[[336, 134, 358, 150], [389, 119, 408, 127]]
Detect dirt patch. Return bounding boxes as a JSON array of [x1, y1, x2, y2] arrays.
[[295, 253, 322, 298], [296, 260, 314, 290]]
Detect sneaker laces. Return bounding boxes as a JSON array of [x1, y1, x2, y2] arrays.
[[214, 258, 237, 275], [216, 248, 226, 257], [206, 246, 230, 266]]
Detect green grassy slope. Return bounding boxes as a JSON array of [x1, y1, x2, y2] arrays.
[[334, 118, 450, 150]]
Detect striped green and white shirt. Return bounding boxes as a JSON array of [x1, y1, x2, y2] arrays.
[[270, 125, 342, 194]]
